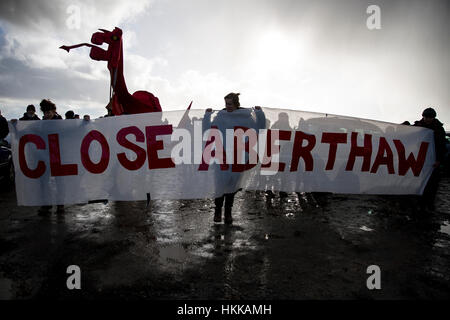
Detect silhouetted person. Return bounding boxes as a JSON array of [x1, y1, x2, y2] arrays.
[[204, 93, 265, 224], [65, 110, 75, 119], [38, 99, 64, 215], [268, 112, 292, 199], [0, 109, 8, 140], [40, 99, 62, 120], [401, 121, 410, 126], [83, 114, 90, 121], [414, 107, 446, 211], [74, 114, 80, 119], [19, 105, 40, 121]]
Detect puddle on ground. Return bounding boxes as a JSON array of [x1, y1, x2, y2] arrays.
[[158, 243, 190, 271], [73, 203, 113, 222], [285, 213, 295, 218], [439, 221, 450, 236], [0, 277, 13, 299]]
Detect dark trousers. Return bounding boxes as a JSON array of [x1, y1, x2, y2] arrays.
[[215, 193, 236, 209], [422, 167, 440, 209]]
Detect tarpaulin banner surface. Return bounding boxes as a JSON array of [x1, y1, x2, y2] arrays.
[[8, 108, 435, 206]]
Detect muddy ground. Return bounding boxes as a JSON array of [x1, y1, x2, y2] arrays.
[[0, 177, 449, 300]]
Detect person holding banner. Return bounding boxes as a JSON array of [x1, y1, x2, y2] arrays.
[[37, 99, 65, 215], [204, 93, 266, 224], [19, 105, 40, 121], [40, 99, 63, 121], [414, 107, 446, 211], [65, 110, 75, 119]]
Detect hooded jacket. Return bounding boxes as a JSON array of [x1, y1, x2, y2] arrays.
[[414, 118, 446, 163]]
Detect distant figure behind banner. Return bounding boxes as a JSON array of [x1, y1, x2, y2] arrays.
[[60, 27, 161, 116]]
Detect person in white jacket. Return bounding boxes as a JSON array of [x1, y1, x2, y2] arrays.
[[203, 93, 266, 224]]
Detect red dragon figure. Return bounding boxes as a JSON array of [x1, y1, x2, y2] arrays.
[[60, 27, 162, 115]]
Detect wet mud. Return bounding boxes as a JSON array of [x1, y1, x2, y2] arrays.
[[0, 177, 449, 300]]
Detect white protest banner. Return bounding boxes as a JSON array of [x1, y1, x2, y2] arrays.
[[8, 108, 435, 206]]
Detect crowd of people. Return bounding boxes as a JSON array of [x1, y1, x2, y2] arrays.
[[0, 99, 94, 215], [0, 99, 97, 140], [0, 96, 447, 222], [1, 100, 91, 125]]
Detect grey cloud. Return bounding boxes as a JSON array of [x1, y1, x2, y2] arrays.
[[0, 56, 108, 104], [0, 0, 67, 30], [0, 0, 448, 126], [0, 0, 152, 34]]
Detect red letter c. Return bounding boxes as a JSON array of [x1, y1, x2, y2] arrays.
[[18, 134, 46, 179]]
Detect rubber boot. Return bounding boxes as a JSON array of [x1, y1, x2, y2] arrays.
[[224, 207, 233, 225], [214, 207, 222, 223]]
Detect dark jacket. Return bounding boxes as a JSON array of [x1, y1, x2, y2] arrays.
[[19, 113, 40, 121], [0, 115, 8, 140], [44, 113, 63, 120], [414, 118, 447, 163]]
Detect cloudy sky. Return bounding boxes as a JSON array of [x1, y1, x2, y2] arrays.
[[0, 0, 448, 128]]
